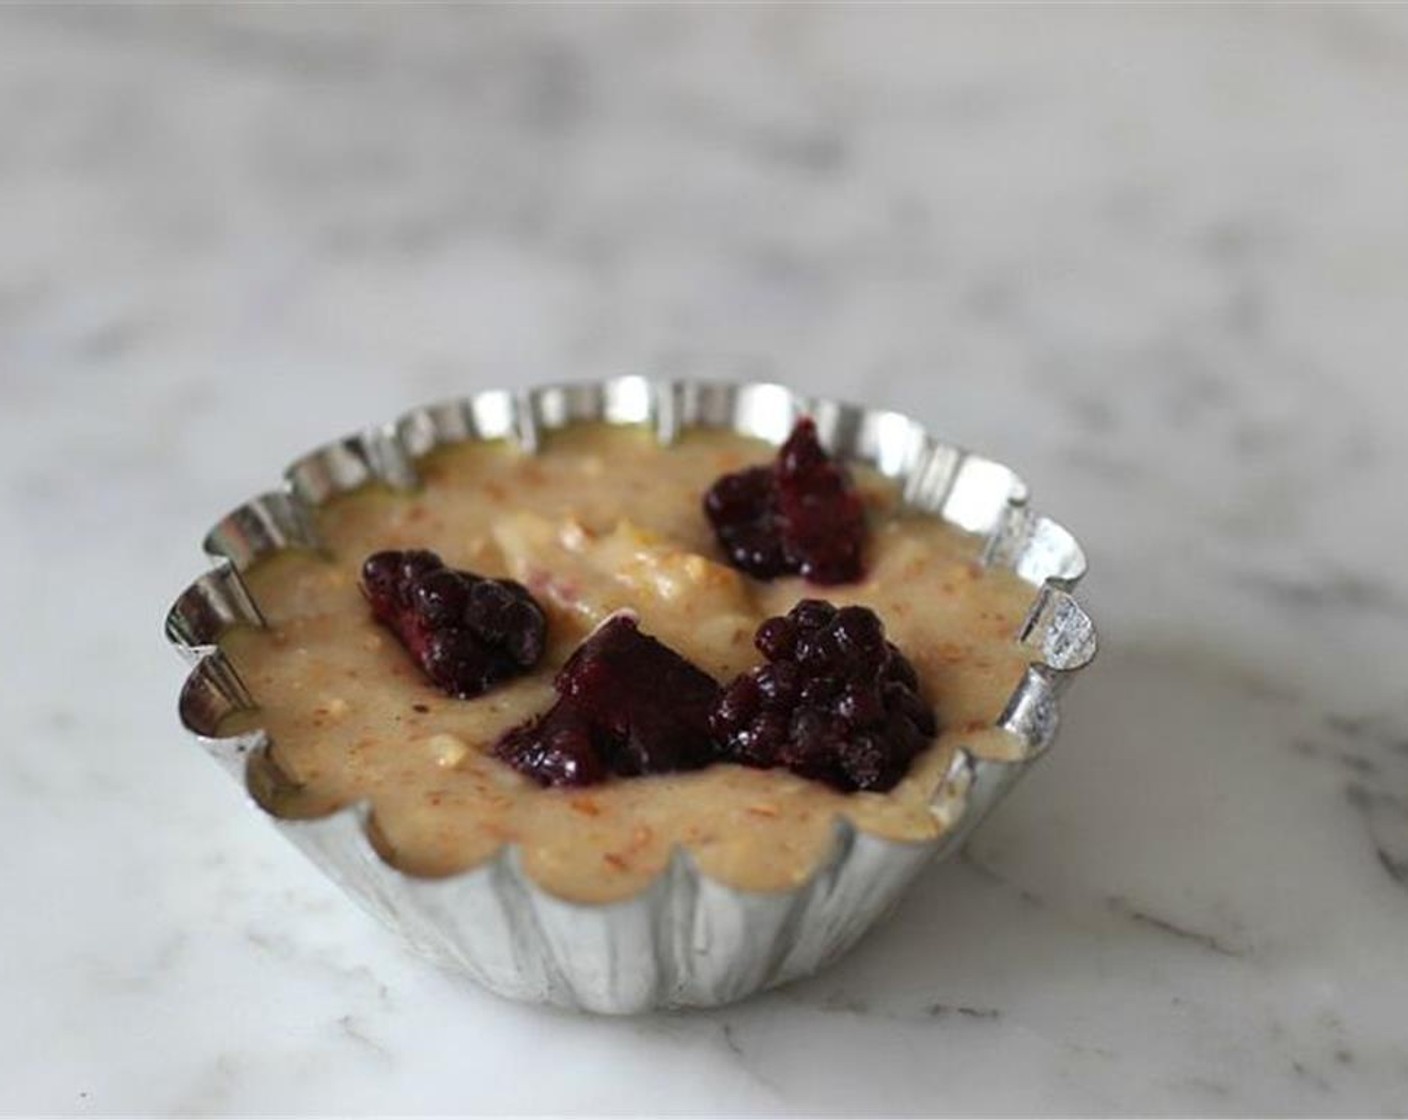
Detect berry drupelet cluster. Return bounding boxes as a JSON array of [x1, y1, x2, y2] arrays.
[[361, 549, 547, 699], [710, 600, 937, 792], [703, 417, 867, 585]]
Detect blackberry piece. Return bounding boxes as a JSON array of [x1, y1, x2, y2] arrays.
[[360, 549, 547, 699], [703, 417, 867, 585], [710, 600, 937, 793], [494, 614, 721, 787], [702, 467, 789, 577], [494, 701, 606, 788]]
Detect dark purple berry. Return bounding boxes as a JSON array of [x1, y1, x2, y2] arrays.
[[501, 602, 547, 666], [493, 615, 721, 788], [702, 418, 867, 585], [791, 598, 838, 631], [703, 468, 788, 576], [837, 683, 885, 725], [411, 567, 469, 627], [467, 578, 516, 636], [714, 673, 760, 728], [833, 604, 885, 655], [496, 703, 606, 788], [710, 600, 937, 793], [360, 549, 547, 699], [754, 661, 800, 705], [755, 616, 796, 661], [361, 550, 403, 602], [395, 550, 442, 605]]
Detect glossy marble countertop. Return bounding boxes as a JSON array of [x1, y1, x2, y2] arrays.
[[4, 6, 1408, 1116]]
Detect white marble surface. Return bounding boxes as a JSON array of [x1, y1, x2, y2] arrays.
[[4, 6, 1408, 1115]]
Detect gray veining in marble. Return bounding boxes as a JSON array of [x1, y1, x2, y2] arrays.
[[3, 5, 1408, 1115]]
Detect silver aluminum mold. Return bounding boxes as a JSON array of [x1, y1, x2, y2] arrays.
[[165, 377, 1097, 1014]]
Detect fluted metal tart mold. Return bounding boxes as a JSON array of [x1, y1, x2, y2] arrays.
[[165, 377, 1097, 1013]]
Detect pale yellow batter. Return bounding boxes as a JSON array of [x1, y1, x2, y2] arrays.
[[220, 425, 1036, 902]]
